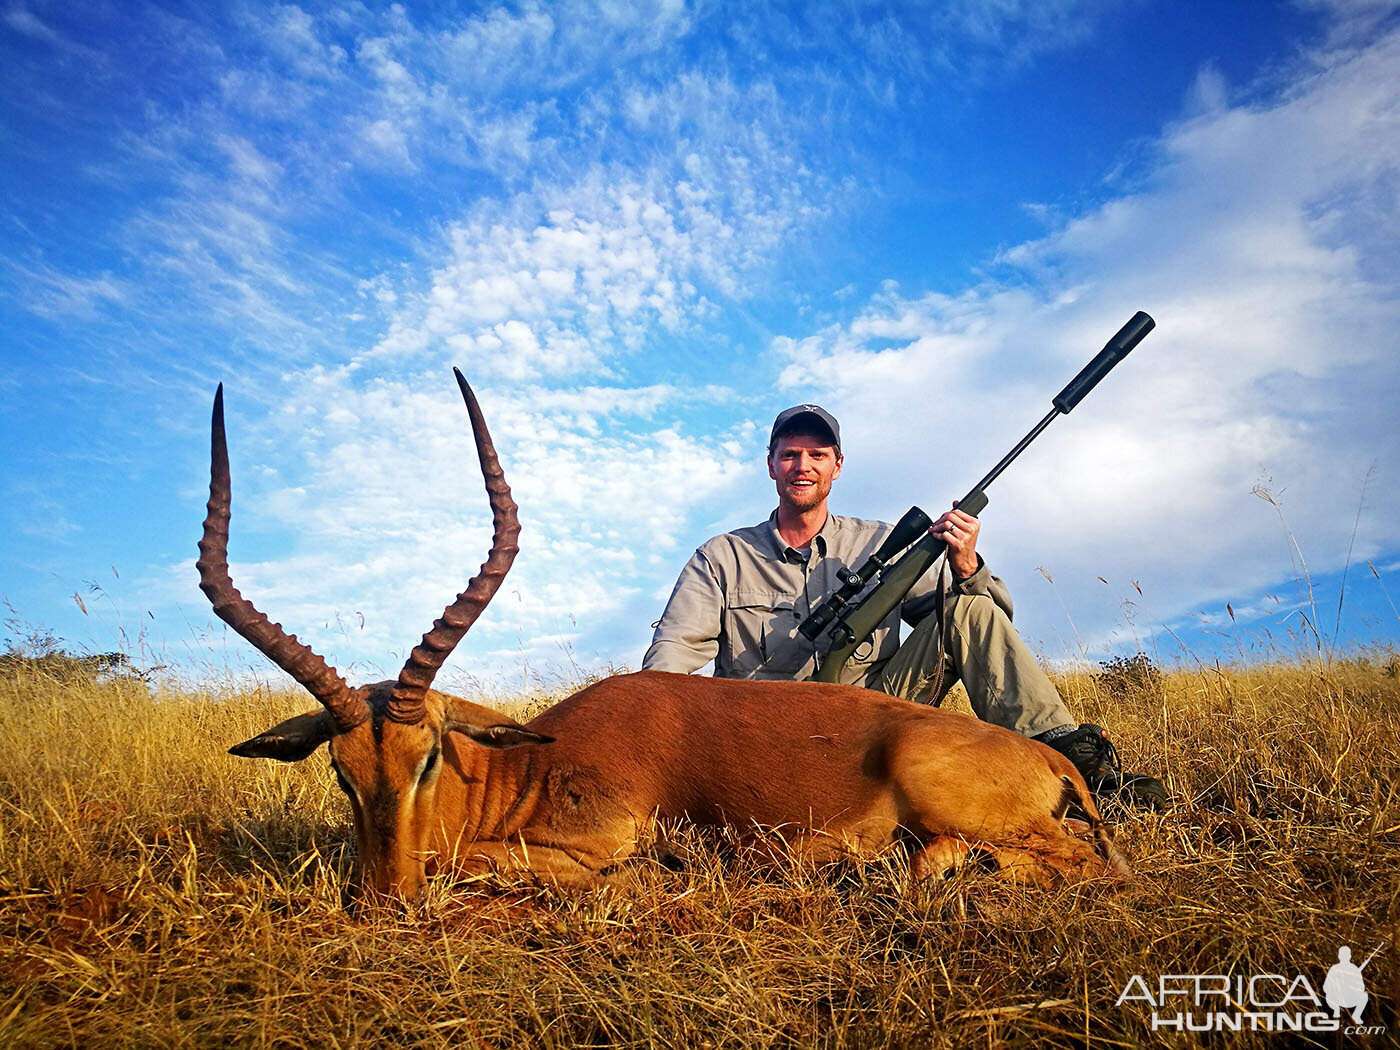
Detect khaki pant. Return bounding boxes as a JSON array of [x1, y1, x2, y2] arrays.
[[873, 593, 1076, 738]]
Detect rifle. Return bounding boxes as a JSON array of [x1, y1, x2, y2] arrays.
[[801, 311, 1157, 684], [1358, 942, 1385, 971]]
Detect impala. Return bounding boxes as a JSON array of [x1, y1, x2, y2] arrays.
[[204, 371, 1128, 899]]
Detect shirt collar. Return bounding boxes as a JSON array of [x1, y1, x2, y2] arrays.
[[765, 508, 836, 560]]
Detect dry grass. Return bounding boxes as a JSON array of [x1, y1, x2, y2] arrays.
[[0, 656, 1396, 1048]]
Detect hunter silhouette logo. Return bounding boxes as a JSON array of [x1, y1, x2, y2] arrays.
[[1325, 944, 1380, 1024]]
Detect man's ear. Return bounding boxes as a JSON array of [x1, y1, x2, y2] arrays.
[[442, 699, 554, 750], [229, 710, 337, 762]]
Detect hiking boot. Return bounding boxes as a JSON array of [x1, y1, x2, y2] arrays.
[[1043, 723, 1170, 810]]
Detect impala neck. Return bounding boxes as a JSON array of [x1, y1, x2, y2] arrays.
[[440, 732, 547, 845]]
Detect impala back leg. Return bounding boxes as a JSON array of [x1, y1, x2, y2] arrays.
[[1053, 774, 1132, 879], [911, 835, 979, 880]]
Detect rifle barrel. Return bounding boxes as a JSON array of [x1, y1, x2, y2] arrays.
[[966, 406, 1060, 500], [1359, 942, 1385, 970]]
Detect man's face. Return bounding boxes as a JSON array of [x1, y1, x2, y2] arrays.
[[768, 432, 843, 512]]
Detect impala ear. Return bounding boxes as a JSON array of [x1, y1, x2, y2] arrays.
[[444, 719, 555, 749], [229, 710, 337, 762], [451, 723, 555, 749], [441, 697, 554, 749]]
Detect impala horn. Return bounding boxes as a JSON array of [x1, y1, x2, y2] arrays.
[[197, 385, 369, 731], [388, 368, 520, 724]]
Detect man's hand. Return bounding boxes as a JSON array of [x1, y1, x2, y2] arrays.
[[931, 504, 979, 579]]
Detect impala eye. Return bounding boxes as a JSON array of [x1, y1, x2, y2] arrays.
[[331, 764, 353, 797], [421, 748, 440, 780]]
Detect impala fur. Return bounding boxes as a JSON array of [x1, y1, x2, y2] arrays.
[[205, 372, 1128, 899]]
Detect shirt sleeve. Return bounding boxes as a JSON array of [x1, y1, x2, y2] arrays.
[[641, 549, 724, 674], [951, 557, 1014, 620]]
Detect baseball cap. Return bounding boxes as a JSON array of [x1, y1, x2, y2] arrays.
[[769, 403, 841, 451]]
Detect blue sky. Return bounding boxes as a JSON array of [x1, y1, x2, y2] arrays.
[[3, 0, 1398, 692]]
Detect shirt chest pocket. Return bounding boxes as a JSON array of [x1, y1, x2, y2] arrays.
[[723, 591, 806, 677]]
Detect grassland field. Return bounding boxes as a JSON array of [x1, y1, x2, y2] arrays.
[[0, 653, 1396, 1048]]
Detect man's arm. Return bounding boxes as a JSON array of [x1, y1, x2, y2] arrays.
[[642, 550, 725, 674]]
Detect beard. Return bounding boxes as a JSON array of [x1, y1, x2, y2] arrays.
[[779, 478, 829, 510]]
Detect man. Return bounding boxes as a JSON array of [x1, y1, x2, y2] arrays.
[[643, 403, 1167, 807], [1323, 946, 1371, 1024]]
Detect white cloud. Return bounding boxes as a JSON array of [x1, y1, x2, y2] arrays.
[[359, 117, 415, 171], [768, 25, 1400, 657], [12, 263, 128, 320], [360, 171, 792, 378], [4, 4, 61, 44], [847, 0, 1106, 88], [261, 4, 347, 78], [215, 134, 282, 186]]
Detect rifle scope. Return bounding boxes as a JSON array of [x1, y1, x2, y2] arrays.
[[804, 310, 1155, 683], [797, 505, 932, 642]]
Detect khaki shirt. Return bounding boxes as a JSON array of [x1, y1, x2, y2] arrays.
[[642, 510, 1013, 687]]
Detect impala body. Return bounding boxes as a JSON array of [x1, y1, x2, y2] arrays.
[[205, 372, 1127, 899]]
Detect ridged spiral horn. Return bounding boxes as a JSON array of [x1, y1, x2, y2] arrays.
[[388, 369, 520, 724], [197, 385, 369, 731]]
